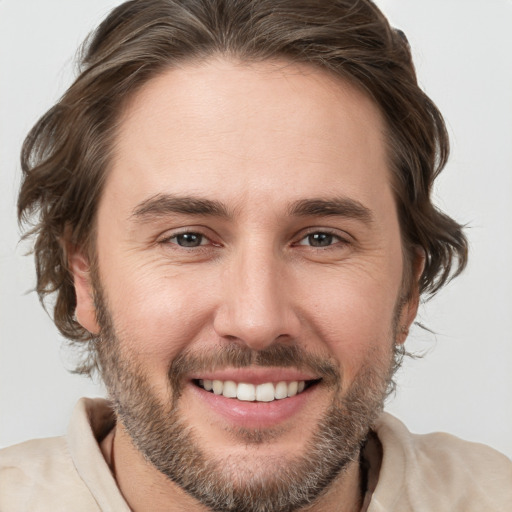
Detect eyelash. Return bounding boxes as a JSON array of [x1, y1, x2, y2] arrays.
[[159, 230, 216, 249], [158, 229, 350, 250], [294, 229, 349, 249]]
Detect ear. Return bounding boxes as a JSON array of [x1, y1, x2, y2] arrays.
[[68, 245, 100, 335], [396, 247, 425, 345]]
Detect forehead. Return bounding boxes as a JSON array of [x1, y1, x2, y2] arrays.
[[104, 58, 393, 219]]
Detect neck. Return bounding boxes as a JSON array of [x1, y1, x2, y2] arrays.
[[101, 423, 364, 512]]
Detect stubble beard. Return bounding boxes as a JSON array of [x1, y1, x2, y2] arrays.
[[93, 281, 398, 512]]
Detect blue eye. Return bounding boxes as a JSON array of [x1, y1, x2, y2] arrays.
[[309, 233, 334, 247], [170, 232, 206, 247], [297, 232, 342, 247]]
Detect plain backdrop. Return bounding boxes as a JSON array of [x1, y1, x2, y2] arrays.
[[1, 0, 511, 458]]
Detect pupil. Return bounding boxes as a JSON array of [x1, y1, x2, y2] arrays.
[[177, 233, 201, 247], [309, 233, 332, 247]]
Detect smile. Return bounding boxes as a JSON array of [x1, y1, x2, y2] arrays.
[[195, 379, 318, 402]]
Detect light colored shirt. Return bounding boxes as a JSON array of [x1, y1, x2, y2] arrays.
[[1, 398, 511, 511]]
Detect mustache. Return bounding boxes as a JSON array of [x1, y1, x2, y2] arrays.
[[168, 343, 340, 393]]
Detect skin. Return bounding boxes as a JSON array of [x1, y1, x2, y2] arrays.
[[70, 58, 421, 511]]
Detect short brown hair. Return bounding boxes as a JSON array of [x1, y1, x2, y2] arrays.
[[18, 0, 467, 373]]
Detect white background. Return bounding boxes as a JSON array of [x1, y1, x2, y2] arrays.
[[1, 1, 511, 458]]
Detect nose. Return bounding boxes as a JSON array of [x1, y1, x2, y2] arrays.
[[213, 246, 300, 351]]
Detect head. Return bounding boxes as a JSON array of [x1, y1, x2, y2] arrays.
[[18, 1, 467, 511]]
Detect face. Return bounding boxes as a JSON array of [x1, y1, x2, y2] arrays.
[[72, 58, 419, 511]]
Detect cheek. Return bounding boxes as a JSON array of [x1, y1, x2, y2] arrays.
[[99, 259, 218, 373], [297, 267, 400, 383]]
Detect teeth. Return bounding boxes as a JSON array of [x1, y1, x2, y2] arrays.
[[212, 380, 223, 395], [287, 381, 298, 397], [222, 380, 237, 398], [237, 383, 256, 401], [275, 381, 288, 399], [197, 379, 309, 402], [256, 382, 275, 402]]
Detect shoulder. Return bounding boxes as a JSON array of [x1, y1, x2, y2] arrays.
[[0, 436, 100, 511], [0, 398, 124, 512], [370, 412, 512, 512]]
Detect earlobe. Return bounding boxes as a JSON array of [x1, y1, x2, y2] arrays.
[[396, 294, 419, 345], [396, 247, 425, 345], [68, 247, 100, 335]]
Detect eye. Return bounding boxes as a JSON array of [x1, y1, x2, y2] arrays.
[[296, 231, 345, 248], [168, 232, 208, 248]]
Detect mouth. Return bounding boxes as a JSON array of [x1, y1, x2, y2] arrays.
[[188, 370, 325, 429], [193, 378, 321, 402]]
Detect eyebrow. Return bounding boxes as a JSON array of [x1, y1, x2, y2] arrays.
[[288, 197, 374, 224], [131, 194, 230, 222], [131, 193, 374, 225]]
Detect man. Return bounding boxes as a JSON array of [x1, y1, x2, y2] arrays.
[[1, 0, 511, 511]]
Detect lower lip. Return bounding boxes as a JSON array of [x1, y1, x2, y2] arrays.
[[188, 382, 318, 429]]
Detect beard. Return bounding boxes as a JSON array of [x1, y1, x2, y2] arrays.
[[93, 280, 398, 512]]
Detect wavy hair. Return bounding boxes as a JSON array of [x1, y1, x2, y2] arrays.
[[18, 0, 468, 374]]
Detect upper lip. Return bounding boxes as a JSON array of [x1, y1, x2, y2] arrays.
[[188, 367, 320, 385]]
